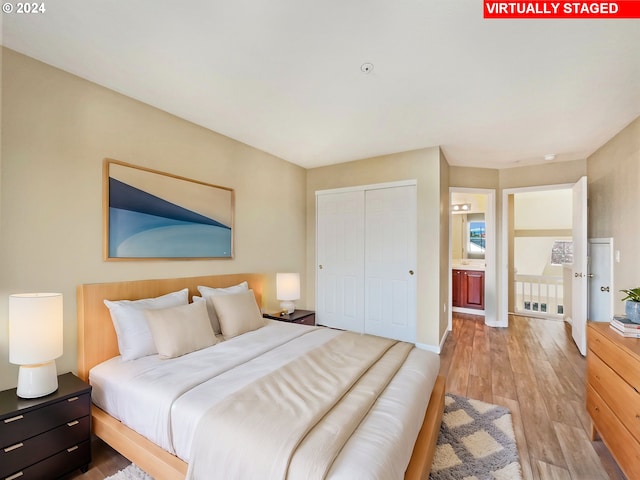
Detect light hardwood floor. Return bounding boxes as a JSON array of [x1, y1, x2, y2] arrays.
[[440, 313, 625, 480], [66, 313, 625, 479]]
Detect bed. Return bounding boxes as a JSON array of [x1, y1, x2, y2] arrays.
[[77, 274, 445, 480]]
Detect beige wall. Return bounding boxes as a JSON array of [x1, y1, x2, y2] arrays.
[[499, 159, 587, 189], [306, 147, 448, 348], [0, 49, 307, 390], [438, 151, 450, 339], [588, 116, 640, 314]]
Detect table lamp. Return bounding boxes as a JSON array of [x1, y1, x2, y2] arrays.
[[276, 273, 300, 314], [9, 293, 63, 398]]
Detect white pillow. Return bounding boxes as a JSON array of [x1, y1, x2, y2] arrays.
[[145, 300, 217, 359], [104, 288, 189, 361], [197, 282, 249, 334], [210, 289, 265, 340]]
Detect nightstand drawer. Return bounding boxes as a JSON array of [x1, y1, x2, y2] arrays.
[[3, 439, 91, 480], [294, 313, 315, 326], [0, 415, 90, 477], [0, 393, 90, 448]]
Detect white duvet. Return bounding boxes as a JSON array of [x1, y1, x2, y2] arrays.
[[90, 320, 440, 479]]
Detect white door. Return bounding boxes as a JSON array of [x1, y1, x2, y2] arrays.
[[316, 191, 365, 331], [588, 239, 613, 322], [571, 176, 588, 355], [364, 186, 417, 342]]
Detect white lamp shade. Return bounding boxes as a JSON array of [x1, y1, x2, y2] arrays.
[[9, 293, 63, 365], [276, 273, 300, 301]]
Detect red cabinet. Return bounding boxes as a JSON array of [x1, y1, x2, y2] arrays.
[[452, 269, 485, 310]]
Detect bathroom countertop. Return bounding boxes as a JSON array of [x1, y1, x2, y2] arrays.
[[451, 262, 486, 271]]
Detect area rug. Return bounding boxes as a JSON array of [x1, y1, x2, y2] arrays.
[[106, 393, 522, 480], [430, 393, 523, 480], [104, 464, 154, 480]]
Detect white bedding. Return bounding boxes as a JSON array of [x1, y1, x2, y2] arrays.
[[90, 320, 440, 479]]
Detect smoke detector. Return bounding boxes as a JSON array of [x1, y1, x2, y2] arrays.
[[361, 63, 374, 74]]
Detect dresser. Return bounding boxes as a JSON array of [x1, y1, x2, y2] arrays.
[[586, 322, 640, 479], [0, 373, 92, 480]]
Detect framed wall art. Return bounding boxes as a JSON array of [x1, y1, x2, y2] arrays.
[[103, 159, 234, 260]]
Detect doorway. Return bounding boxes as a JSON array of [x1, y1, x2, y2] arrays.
[[500, 177, 588, 355], [448, 188, 496, 330]]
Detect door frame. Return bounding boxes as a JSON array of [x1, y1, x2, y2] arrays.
[[499, 182, 576, 327], [588, 237, 615, 322], [448, 187, 496, 330]]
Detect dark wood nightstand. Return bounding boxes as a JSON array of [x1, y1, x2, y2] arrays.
[[0, 372, 92, 480], [263, 309, 316, 326]]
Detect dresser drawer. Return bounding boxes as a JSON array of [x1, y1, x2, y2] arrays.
[[3, 439, 91, 480], [588, 327, 640, 392], [587, 353, 640, 443], [587, 384, 640, 480], [0, 415, 90, 477], [0, 393, 90, 448]]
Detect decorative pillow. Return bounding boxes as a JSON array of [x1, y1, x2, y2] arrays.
[[210, 289, 265, 340], [145, 300, 217, 359], [104, 288, 189, 361], [197, 282, 249, 334]]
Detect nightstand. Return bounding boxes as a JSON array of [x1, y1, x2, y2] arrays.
[[263, 309, 316, 326], [0, 372, 92, 480]]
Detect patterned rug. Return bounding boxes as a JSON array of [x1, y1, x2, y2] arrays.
[[106, 393, 522, 480], [430, 393, 523, 480]]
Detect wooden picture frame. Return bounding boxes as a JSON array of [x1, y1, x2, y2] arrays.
[[103, 159, 234, 260]]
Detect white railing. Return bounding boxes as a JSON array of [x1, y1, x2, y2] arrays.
[[514, 274, 564, 318]]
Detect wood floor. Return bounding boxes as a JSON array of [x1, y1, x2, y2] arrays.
[[66, 313, 625, 479], [440, 313, 626, 480]]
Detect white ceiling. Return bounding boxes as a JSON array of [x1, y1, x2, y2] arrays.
[[2, 1, 639, 169]]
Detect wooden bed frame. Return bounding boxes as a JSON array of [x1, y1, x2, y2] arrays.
[[76, 274, 445, 480]]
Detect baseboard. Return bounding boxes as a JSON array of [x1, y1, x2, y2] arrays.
[[416, 329, 449, 354]]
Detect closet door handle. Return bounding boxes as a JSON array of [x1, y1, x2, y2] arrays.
[[409, 270, 414, 275]]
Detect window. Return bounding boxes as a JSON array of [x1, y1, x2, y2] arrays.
[[551, 240, 573, 265]]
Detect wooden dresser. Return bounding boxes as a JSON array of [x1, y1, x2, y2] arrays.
[[586, 322, 640, 479]]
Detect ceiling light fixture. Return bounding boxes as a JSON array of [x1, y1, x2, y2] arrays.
[[451, 203, 471, 212], [544, 153, 556, 161]]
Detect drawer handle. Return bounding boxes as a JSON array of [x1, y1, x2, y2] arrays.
[[4, 442, 24, 453], [67, 396, 79, 403], [3, 415, 24, 424], [67, 445, 79, 453], [6, 472, 24, 480], [67, 420, 79, 427]]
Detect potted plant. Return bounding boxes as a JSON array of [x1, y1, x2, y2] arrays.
[[621, 287, 640, 324]]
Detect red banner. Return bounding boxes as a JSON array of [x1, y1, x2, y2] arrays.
[[484, 1, 640, 18]]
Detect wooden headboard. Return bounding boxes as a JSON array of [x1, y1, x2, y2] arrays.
[[76, 274, 265, 382]]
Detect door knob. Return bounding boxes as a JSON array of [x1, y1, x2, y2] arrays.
[[574, 272, 583, 278], [600, 286, 610, 292], [319, 265, 323, 269], [587, 274, 595, 278], [409, 270, 414, 275]]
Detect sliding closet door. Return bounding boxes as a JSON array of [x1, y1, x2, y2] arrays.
[[364, 185, 417, 342], [316, 191, 365, 331]]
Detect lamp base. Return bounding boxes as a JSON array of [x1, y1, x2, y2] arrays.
[[16, 361, 58, 398], [279, 301, 296, 314]]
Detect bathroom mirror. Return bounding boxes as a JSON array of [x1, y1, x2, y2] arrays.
[[452, 213, 485, 260]]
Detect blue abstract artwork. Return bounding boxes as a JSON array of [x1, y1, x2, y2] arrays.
[[105, 161, 233, 259]]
